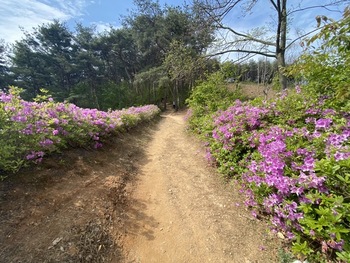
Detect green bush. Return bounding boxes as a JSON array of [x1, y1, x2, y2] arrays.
[[186, 70, 245, 136]]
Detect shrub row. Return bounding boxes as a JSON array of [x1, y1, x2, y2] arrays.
[[0, 87, 160, 175], [188, 86, 350, 262]]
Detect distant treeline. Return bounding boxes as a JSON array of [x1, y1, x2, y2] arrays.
[[221, 59, 278, 85]]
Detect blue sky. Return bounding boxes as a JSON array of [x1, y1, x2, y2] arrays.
[[0, 0, 185, 43], [0, 0, 347, 46]]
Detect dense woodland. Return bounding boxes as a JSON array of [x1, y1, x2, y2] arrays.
[[0, 0, 282, 111], [0, 1, 213, 110]]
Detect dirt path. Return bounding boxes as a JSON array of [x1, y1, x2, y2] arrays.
[[0, 110, 281, 263], [121, 111, 280, 263]]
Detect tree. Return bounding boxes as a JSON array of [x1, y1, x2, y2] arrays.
[[164, 41, 200, 109], [194, 0, 350, 89], [72, 24, 104, 109], [125, 0, 214, 69], [99, 28, 139, 83], [11, 21, 78, 100], [11, 40, 52, 99], [133, 66, 166, 105], [124, 0, 215, 107], [0, 40, 11, 89]]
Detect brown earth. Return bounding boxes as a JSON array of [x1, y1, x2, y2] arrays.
[[228, 83, 278, 100], [0, 110, 282, 263]]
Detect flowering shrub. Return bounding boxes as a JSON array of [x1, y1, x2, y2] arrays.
[[0, 87, 160, 175], [199, 87, 350, 262], [187, 8, 350, 260]]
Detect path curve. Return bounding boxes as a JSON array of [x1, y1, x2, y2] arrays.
[[122, 111, 280, 263]]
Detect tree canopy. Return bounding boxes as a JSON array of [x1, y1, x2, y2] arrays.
[[2, 0, 215, 110]]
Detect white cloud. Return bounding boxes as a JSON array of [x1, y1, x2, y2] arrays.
[[91, 21, 114, 34], [0, 0, 90, 43], [91, 21, 123, 34]]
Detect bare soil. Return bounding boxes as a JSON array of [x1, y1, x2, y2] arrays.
[[0, 110, 281, 263]]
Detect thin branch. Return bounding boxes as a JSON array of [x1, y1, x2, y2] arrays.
[[218, 24, 276, 46], [205, 49, 276, 58], [220, 0, 242, 20], [288, 1, 348, 15], [285, 27, 320, 50], [198, 1, 276, 47], [269, 0, 278, 12], [232, 53, 257, 64], [285, 16, 343, 50], [202, 0, 243, 19]]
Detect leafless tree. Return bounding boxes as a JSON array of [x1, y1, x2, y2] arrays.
[[194, 0, 349, 89]]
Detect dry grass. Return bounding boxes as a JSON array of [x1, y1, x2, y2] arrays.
[[228, 82, 278, 100]]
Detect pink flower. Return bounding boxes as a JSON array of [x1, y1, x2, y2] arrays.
[[315, 118, 332, 130], [94, 142, 103, 149], [321, 241, 328, 253], [39, 139, 54, 147], [334, 151, 350, 161]]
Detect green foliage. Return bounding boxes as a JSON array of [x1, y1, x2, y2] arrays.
[[33, 88, 52, 102], [296, 190, 350, 259], [0, 40, 11, 89], [288, 7, 350, 109], [0, 87, 34, 173], [259, 91, 350, 262], [220, 61, 238, 79], [186, 71, 245, 136], [336, 250, 350, 262], [99, 81, 132, 110], [295, 158, 350, 259], [121, 114, 139, 129], [291, 239, 314, 257], [278, 248, 295, 263], [280, 16, 350, 260]]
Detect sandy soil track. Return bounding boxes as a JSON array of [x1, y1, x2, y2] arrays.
[[122, 111, 280, 263]]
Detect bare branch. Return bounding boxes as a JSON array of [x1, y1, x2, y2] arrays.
[[205, 48, 277, 58], [269, 0, 279, 12], [231, 52, 257, 64], [218, 24, 276, 46], [285, 27, 320, 50], [288, 1, 349, 15], [198, 0, 243, 20], [285, 15, 343, 50]]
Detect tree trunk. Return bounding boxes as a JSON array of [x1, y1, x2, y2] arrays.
[[90, 82, 100, 109], [277, 52, 287, 89], [173, 80, 179, 111], [276, 0, 288, 90]]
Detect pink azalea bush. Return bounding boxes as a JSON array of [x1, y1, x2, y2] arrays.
[[202, 87, 350, 261], [0, 87, 160, 174]]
